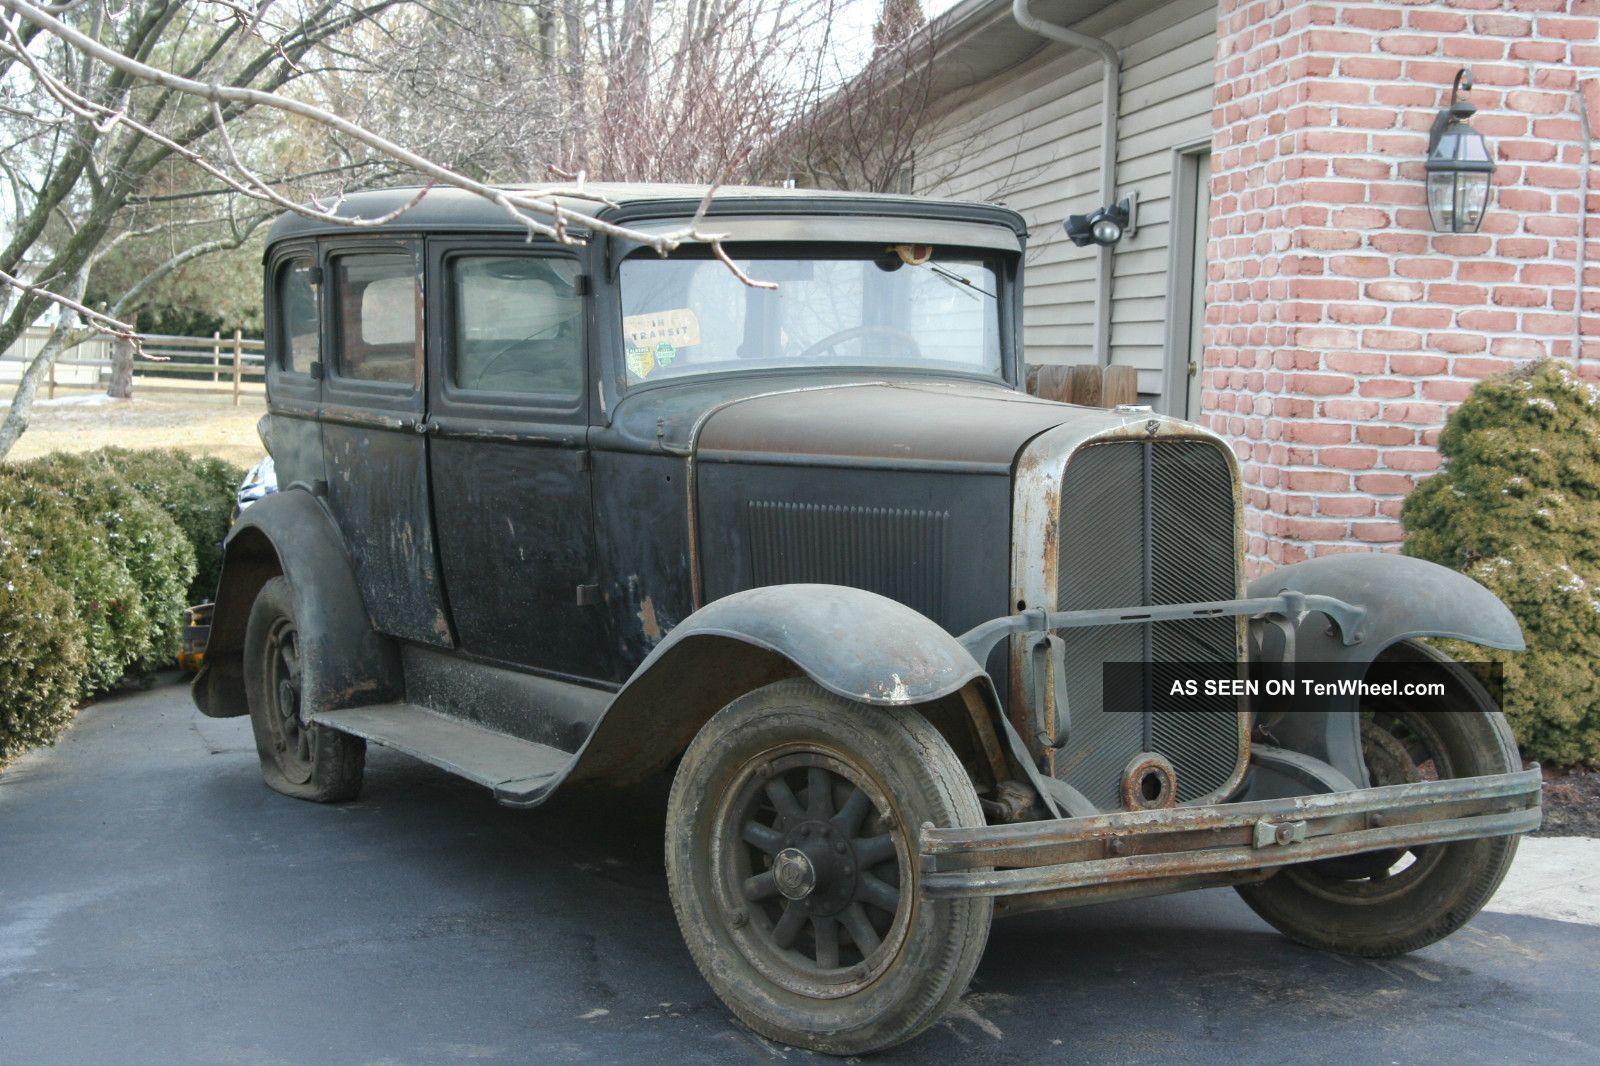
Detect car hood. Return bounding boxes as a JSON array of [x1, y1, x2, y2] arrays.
[[692, 378, 1101, 472]]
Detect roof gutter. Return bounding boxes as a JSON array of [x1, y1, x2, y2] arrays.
[[1012, 0, 1121, 366]]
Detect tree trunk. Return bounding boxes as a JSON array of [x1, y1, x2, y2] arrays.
[[108, 335, 135, 399], [0, 329, 72, 461], [562, 0, 588, 170]]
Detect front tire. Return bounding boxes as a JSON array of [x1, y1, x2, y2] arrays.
[[1237, 641, 1521, 957], [665, 679, 992, 1055], [243, 576, 365, 802]]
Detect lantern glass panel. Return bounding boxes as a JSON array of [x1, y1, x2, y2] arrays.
[[1457, 173, 1490, 232], [1428, 172, 1458, 232]]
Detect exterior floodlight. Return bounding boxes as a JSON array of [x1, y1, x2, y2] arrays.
[[1065, 195, 1136, 247]]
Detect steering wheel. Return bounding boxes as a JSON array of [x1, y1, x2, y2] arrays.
[[793, 324, 923, 362]]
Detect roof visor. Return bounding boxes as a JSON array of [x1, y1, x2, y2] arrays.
[[619, 215, 1023, 254]]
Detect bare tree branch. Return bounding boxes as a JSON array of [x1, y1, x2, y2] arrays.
[[0, 264, 137, 341]]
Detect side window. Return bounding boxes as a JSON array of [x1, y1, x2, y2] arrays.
[[274, 258, 318, 375], [450, 255, 583, 398], [333, 252, 419, 387]]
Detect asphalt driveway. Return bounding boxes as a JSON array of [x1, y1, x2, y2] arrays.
[[2, 680, 1597, 1065]]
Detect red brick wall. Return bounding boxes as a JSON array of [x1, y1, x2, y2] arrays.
[[1207, 0, 1599, 572]]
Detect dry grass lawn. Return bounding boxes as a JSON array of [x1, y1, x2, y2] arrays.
[[1, 387, 267, 467]]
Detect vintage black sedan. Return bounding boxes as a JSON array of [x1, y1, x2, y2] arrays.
[[194, 184, 1540, 1054]]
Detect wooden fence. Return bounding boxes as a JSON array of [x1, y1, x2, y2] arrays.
[[10, 337, 1143, 410], [0, 327, 265, 405]]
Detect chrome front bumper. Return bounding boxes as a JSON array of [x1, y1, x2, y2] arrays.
[[919, 768, 1542, 915]]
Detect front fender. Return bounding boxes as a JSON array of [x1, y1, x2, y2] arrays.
[[1247, 552, 1524, 788], [563, 584, 997, 788], [1253, 552, 1524, 660], [191, 488, 401, 719], [652, 584, 990, 706]]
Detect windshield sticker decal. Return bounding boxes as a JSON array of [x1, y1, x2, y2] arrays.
[[655, 341, 677, 368], [625, 339, 656, 379], [624, 308, 701, 353]]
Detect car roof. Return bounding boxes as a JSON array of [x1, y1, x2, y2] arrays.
[[263, 182, 1027, 246]]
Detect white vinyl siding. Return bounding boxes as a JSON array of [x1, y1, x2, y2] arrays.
[[916, 0, 1219, 402]]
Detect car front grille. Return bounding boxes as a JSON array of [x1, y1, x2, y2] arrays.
[[1051, 438, 1241, 810]]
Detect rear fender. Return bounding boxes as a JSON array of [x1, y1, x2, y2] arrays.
[[191, 488, 401, 718], [1247, 553, 1524, 788], [564, 585, 1020, 797]]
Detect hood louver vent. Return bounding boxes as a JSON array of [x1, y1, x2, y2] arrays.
[[746, 501, 949, 620]]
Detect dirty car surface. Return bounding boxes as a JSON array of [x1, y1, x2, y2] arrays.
[[194, 183, 1540, 1056]]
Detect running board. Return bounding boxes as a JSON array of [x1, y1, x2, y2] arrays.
[[312, 703, 572, 806]]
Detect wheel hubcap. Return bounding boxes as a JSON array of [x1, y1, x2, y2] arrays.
[[773, 848, 817, 901]]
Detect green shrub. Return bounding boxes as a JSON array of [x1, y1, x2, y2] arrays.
[[0, 533, 88, 760], [0, 471, 149, 695], [87, 448, 242, 602], [182, 453, 246, 591], [19, 453, 195, 675], [1403, 359, 1600, 766]]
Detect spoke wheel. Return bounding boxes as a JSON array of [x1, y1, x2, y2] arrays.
[[261, 616, 316, 785], [243, 577, 365, 803], [1290, 711, 1450, 896], [716, 749, 912, 998], [665, 679, 991, 1055], [1236, 640, 1523, 957]]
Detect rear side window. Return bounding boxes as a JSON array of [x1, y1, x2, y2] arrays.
[[333, 253, 418, 386], [450, 255, 583, 398], [275, 258, 318, 375]]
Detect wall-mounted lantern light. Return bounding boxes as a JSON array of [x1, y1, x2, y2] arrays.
[[1066, 193, 1138, 247], [1425, 68, 1495, 234]]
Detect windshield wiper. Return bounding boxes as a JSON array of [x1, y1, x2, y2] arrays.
[[921, 262, 996, 299]]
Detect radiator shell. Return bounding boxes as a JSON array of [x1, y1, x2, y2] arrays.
[[1010, 413, 1249, 813]]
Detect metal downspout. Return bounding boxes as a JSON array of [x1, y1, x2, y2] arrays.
[[1577, 81, 1593, 370], [1013, 0, 1121, 367]]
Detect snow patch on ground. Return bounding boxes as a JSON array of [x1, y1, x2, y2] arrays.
[[1486, 836, 1600, 927], [33, 393, 116, 407]]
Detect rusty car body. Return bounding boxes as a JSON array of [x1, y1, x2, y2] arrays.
[[195, 184, 1540, 1054]]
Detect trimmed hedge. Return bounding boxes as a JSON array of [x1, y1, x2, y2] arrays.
[[1403, 359, 1600, 767], [86, 448, 243, 602], [0, 533, 89, 760], [0, 472, 150, 695], [20, 454, 195, 673], [0, 446, 238, 762]]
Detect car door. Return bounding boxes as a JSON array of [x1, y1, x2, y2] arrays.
[[424, 238, 605, 679], [319, 238, 454, 646]]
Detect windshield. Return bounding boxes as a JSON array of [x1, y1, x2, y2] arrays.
[[618, 245, 1002, 385]]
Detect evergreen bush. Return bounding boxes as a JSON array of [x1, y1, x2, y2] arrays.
[[0, 471, 149, 694], [1403, 359, 1600, 766], [20, 453, 195, 674], [0, 533, 88, 760], [88, 448, 242, 602]]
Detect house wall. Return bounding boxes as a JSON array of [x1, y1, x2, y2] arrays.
[[917, 0, 1222, 399], [1208, 0, 1600, 571]]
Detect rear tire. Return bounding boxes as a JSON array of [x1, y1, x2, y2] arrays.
[[243, 576, 364, 802], [1237, 642, 1521, 957], [665, 679, 991, 1055]]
